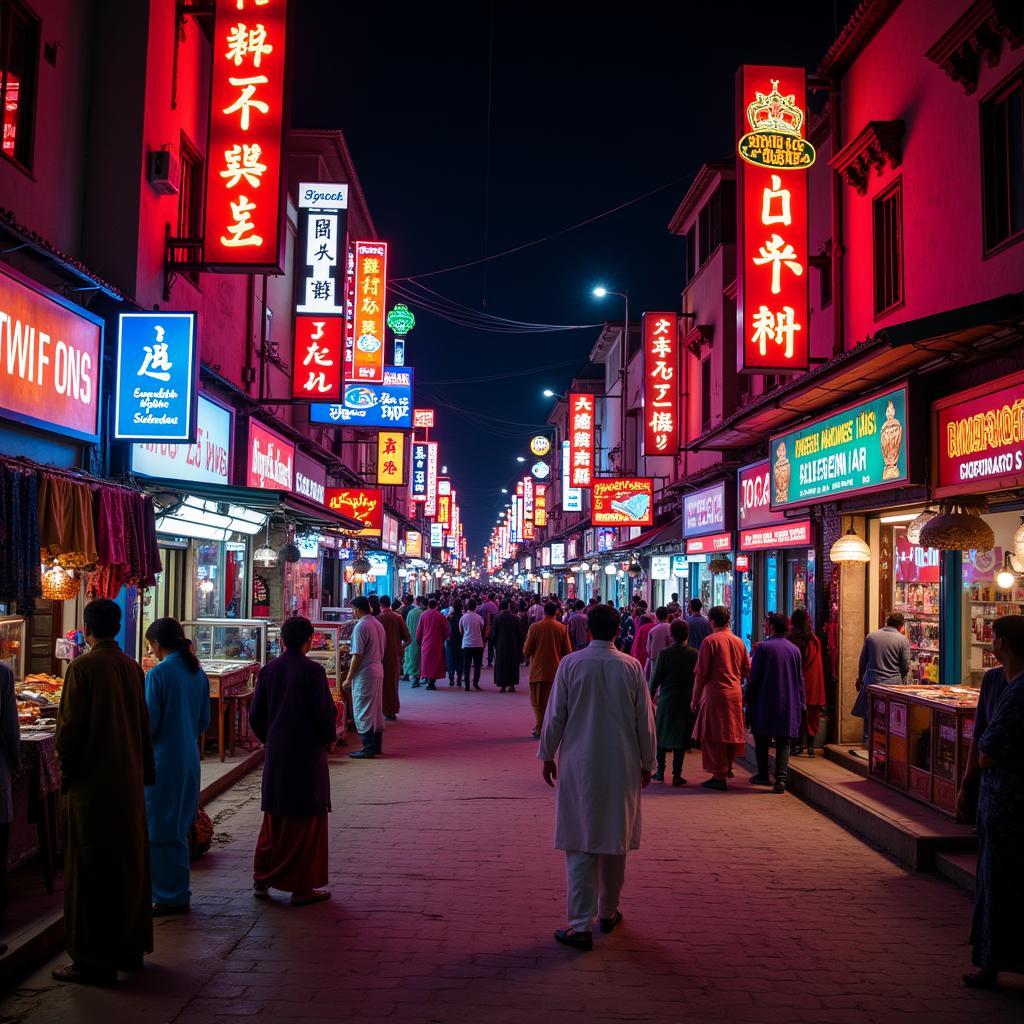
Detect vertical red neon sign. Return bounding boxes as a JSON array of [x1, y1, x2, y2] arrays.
[[568, 392, 595, 489], [736, 66, 814, 374], [204, 0, 288, 271], [349, 241, 388, 384], [642, 312, 679, 454]]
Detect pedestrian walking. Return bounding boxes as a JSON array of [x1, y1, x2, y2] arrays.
[[645, 607, 672, 676], [528, 596, 545, 624], [344, 597, 387, 756], [632, 612, 657, 675], [523, 602, 573, 739], [491, 600, 523, 692], [378, 596, 410, 720], [956, 665, 1007, 824], [446, 598, 465, 686], [746, 613, 805, 794], [617, 608, 634, 654], [517, 600, 531, 664], [479, 592, 499, 667], [685, 599, 712, 650], [648, 619, 697, 786], [538, 604, 656, 951], [0, 659, 19, 926], [143, 617, 211, 916], [690, 606, 750, 791], [404, 596, 426, 686], [963, 615, 1024, 989], [460, 599, 486, 690], [666, 593, 682, 618], [416, 598, 451, 690], [788, 608, 826, 757], [566, 600, 590, 652], [250, 616, 338, 906], [852, 612, 911, 742], [52, 599, 154, 985]]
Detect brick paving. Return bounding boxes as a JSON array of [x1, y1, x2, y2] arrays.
[[2, 666, 1022, 1023]]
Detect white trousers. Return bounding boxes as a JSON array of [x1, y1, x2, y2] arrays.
[[565, 851, 627, 933]]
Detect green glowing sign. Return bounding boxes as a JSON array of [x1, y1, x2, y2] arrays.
[[386, 303, 416, 337]]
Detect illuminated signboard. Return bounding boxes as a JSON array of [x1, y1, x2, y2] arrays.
[[769, 385, 909, 508], [430, 522, 443, 548], [686, 531, 732, 556], [738, 459, 785, 530], [591, 478, 654, 527], [535, 483, 548, 527], [562, 439, 582, 512], [411, 442, 428, 502], [405, 530, 423, 559], [0, 265, 103, 442], [684, 481, 729, 538], [642, 312, 679, 454], [736, 66, 813, 373], [309, 366, 412, 428], [413, 408, 435, 429], [294, 450, 326, 505], [292, 315, 343, 401], [325, 487, 383, 537], [247, 419, 293, 490], [933, 370, 1024, 497], [569, 392, 595, 488], [204, 0, 287, 271], [349, 241, 388, 383], [530, 435, 551, 457], [651, 555, 671, 580], [132, 394, 232, 485], [739, 520, 812, 551], [376, 430, 405, 486], [424, 441, 439, 516], [551, 542, 565, 567], [437, 492, 451, 527]]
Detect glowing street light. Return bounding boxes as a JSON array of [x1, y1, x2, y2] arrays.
[[501, 487, 508, 494], [543, 388, 557, 398], [592, 286, 608, 297], [516, 456, 526, 463]]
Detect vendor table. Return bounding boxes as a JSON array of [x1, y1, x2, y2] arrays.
[[10, 728, 61, 892], [867, 683, 978, 818], [201, 659, 260, 762]]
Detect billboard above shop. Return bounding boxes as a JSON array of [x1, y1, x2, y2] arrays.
[[325, 487, 383, 537], [132, 393, 232, 485], [592, 478, 654, 527], [309, 366, 412, 428], [683, 481, 731, 537]]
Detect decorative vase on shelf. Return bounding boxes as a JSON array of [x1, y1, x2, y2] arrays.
[[880, 400, 903, 480]]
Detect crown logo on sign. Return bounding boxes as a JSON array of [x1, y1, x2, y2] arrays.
[[746, 79, 804, 136]]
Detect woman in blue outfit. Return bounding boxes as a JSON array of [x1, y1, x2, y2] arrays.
[[144, 618, 210, 916]]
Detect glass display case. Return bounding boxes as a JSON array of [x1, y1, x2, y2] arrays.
[[183, 619, 268, 665], [266, 622, 344, 694], [0, 616, 26, 682]]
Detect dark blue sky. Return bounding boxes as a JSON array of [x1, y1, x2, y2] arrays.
[[293, 6, 857, 552]]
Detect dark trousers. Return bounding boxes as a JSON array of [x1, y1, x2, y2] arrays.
[[447, 645, 463, 682], [0, 822, 8, 913], [656, 747, 684, 777], [754, 735, 792, 783], [486, 634, 495, 666], [464, 646, 484, 684]]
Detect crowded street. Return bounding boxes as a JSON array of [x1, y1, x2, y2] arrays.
[[2, 670, 1021, 1024]]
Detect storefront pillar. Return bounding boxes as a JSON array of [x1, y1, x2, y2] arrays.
[[939, 550, 962, 686], [836, 521, 868, 744]]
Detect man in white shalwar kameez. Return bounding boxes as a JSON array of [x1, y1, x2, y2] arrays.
[[344, 596, 386, 759], [538, 604, 656, 951]]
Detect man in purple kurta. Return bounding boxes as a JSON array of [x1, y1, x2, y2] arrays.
[[745, 613, 805, 794], [416, 599, 451, 689]]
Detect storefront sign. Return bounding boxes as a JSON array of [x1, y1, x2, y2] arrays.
[[114, 312, 198, 442], [405, 530, 423, 559], [684, 481, 729, 537], [437, 478, 451, 496], [738, 459, 786, 529], [413, 408, 435, 429], [411, 442, 428, 502], [376, 430, 405, 486], [567, 537, 579, 561], [309, 366, 413, 428], [642, 312, 679, 454], [531, 460, 550, 480], [132, 394, 232, 485], [204, 0, 287, 271], [437, 493, 451, 527], [895, 531, 940, 583], [651, 555, 671, 580], [293, 451, 326, 505], [292, 315, 343, 400], [535, 483, 548, 527], [246, 419, 293, 490], [530, 434, 551, 457], [735, 553, 750, 573], [568, 392, 595, 488], [592, 478, 654, 527], [562, 439, 582, 512], [597, 527, 618, 552], [430, 522, 443, 548], [325, 487, 383, 537], [0, 266, 103, 441], [770, 385, 909, 508], [424, 441, 439, 517], [739, 520, 813, 551], [736, 66, 812, 374], [295, 185, 346, 316], [382, 513, 399, 552], [348, 241, 388, 383], [670, 554, 687, 577], [933, 371, 1024, 496], [551, 542, 565, 567], [685, 531, 732, 556]]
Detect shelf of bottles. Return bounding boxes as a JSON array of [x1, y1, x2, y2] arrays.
[[966, 579, 1024, 680], [893, 579, 940, 684]]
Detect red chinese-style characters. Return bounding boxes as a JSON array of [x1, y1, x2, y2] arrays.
[[568, 392, 595, 489], [325, 487, 383, 537], [291, 315, 342, 399], [642, 312, 679, 454], [203, 0, 287, 270], [736, 66, 812, 373], [413, 408, 435, 429], [534, 483, 547, 527], [349, 241, 388, 384]]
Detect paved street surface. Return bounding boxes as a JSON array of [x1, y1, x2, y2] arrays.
[[2, 667, 1021, 1024]]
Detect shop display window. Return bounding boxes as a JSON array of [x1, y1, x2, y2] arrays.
[[892, 525, 940, 683], [194, 539, 248, 620], [184, 619, 267, 664], [0, 616, 26, 681]]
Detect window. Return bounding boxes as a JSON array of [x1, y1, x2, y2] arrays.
[[981, 68, 1024, 253], [695, 183, 737, 274], [683, 228, 696, 287], [0, 0, 40, 171], [176, 133, 204, 282], [818, 240, 832, 309], [873, 178, 903, 316], [700, 356, 712, 432]]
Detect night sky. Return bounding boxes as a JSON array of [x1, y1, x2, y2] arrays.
[[292, 6, 858, 553]]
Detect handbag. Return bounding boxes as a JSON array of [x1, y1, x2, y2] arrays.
[[189, 806, 214, 859]]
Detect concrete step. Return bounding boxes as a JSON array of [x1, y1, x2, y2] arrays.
[[935, 850, 977, 894], [743, 740, 977, 871], [823, 742, 869, 778]]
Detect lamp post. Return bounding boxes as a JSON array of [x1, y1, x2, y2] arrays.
[[593, 286, 630, 474]]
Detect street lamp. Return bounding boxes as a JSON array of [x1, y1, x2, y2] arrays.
[[516, 456, 526, 463], [592, 285, 630, 474], [592, 286, 607, 298], [501, 487, 508, 494]]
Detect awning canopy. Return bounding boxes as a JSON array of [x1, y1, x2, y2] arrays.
[[689, 294, 1024, 451], [609, 516, 682, 554]]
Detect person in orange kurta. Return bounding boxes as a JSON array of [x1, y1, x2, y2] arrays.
[[690, 606, 750, 790], [523, 603, 573, 739]]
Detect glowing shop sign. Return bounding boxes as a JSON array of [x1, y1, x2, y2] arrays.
[[569, 392, 595, 489], [376, 430, 405, 486], [642, 312, 679, 455], [349, 241, 388, 384]]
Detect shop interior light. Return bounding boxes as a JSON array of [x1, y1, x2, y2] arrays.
[[829, 527, 871, 564], [879, 512, 920, 524], [905, 507, 936, 545], [996, 551, 1024, 591], [579, 562, 591, 572], [156, 496, 267, 542], [604, 563, 617, 576]]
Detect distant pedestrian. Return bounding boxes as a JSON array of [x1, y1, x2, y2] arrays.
[[344, 597, 387, 758], [645, 607, 672, 677], [788, 608, 826, 757], [523, 603, 573, 739], [617, 608, 634, 654], [666, 593, 682, 618], [746, 613, 804, 794], [517, 601, 531, 664], [632, 613, 657, 675], [492, 600, 523, 692], [460, 599, 486, 691], [404, 596, 426, 686], [566, 601, 590, 652], [416, 598, 451, 690], [691, 606, 750, 790], [853, 612, 911, 742], [528, 597, 545, 624], [649, 619, 697, 786], [538, 604, 656, 951], [685, 599, 712, 650], [250, 616, 338, 906], [398, 594, 414, 622], [378, 596, 410, 720], [479, 592, 499, 667], [143, 617, 210, 916], [446, 599, 464, 686]]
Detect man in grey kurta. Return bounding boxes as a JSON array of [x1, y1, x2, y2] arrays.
[[538, 604, 656, 951], [853, 612, 912, 735]]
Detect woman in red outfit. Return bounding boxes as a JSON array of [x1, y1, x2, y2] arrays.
[[788, 608, 826, 757]]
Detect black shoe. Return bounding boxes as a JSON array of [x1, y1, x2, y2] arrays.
[[473, 683, 482, 691], [349, 749, 375, 759], [672, 776, 687, 787], [531, 729, 540, 739], [426, 682, 436, 690], [449, 679, 455, 686], [652, 770, 665, 782], [118, 957, 145, 973], [385, 714, 398, 721], [773, 781, 787, 793], [701, 778, 727, 791], [410, 681, 421, 688], [791, 744, 803, 756], [599, 911, 623, 934], [554, 928, 592, 951], [749, 774, 772, 786], [807, 747, 815, 759], [152, 901, 190, 917], [499, 687, 507, 693]]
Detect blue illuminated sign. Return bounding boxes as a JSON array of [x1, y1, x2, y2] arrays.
[[309, 366, 413, 428]]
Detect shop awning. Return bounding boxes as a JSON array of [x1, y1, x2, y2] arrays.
[[609, 517, 682, 553], [688, 294, 1024, 451]]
